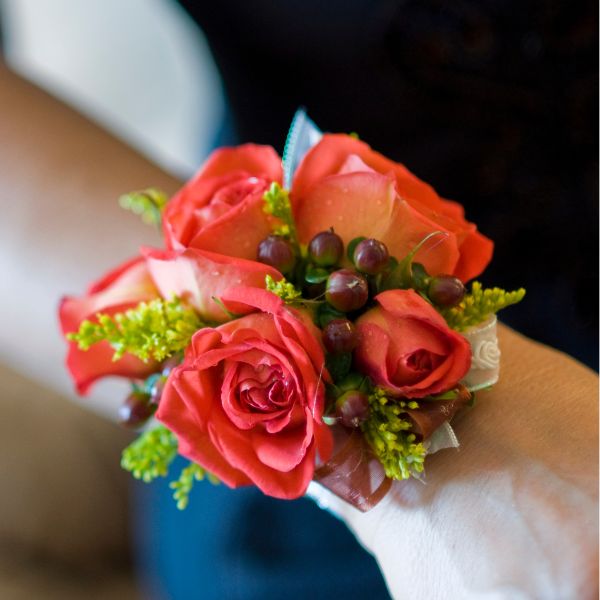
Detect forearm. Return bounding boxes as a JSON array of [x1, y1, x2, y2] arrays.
[[334, 324, 598, 599], [0, 62, 181, 413]]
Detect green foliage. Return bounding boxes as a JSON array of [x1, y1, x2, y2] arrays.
[[262, 182, 298, 245], [346, 236, 366, 262], [170, 462, 219, 510], [265, 275, 302, 302], [316, 303, 345, 328], [441, 282, 526, 331], [381, 231, 444, 292], [121, 426, 178, 483], [325, 352, 352, 384], [304, 264, 329, 284], [119, 188, 168, 226], [362, 388, 426, 480], [68, 297, 202, 362]]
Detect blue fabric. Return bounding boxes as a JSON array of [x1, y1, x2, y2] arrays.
[[132, 457, 391, 600]]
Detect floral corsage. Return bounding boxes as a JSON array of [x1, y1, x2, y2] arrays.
[[60, 112, 524, 511]]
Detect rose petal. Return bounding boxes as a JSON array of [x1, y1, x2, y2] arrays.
[[59, 257, 159, 394], [194, 144, 282, 182], [157, 373, 252, 488], [295, 171, 460, 276], [251, 410, 313, 472], [143, 247, 281, 323], [293, 133, 455, 217], [295, 171, 396, 246], [210, 407, 316, 499], [453, 229, 495, 282], [163, 144, 282, 253], [187, 189, 274, 259], [292, 133, 492, 280]]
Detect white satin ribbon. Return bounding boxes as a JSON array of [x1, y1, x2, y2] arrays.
[[461, 315, 500, 392]]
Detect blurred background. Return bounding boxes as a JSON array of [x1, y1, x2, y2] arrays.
[[0, 0, 597, 598]]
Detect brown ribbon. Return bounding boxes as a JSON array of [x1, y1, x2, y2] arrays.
[[314, 426, 391, 512], [405, 384, 472, 440], [313, 385, 471, 512]]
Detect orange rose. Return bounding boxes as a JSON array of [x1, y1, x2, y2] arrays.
[[292, 134, 493, 281], [163, 144, 282, 260], [156, 287, 333, 499], [355, 289, 472, 397], [59, 257, 159, 394]]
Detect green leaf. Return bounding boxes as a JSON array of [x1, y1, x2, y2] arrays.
[[317, 303, 345, 328], [411, 262, 430, 290], [337, 372, 370, 393], [121, 425, 178, 483], [325, 352, 352, 383], [305, 264, 330, 284], [346, 236, 366, 262], [380, 232, 443, 291]]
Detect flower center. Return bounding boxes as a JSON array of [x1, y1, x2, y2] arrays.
[[237, 364, 293, 414], [390, 348, 445, 387]]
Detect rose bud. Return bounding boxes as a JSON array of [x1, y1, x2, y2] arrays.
[[355, 289, 471, 398], [308, 230, 344, 267], [325, 269, 369, 312]]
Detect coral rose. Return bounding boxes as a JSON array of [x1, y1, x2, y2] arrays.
[[156, 287, 333, 499], [59, 257, 159, 394], [163, 144, 282, 259], [355, 289, 471, 398], [292, 134, 493, 282]]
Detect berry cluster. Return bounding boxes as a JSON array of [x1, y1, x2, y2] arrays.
[[253, 228, 468, 429]]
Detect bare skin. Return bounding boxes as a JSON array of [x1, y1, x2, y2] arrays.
[[1, 63, 597, 599]]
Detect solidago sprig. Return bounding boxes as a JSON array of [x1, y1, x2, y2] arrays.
[[441, 282, 526, 331], [361, 388, 426, 481], [121, 425, 178, 483], [265, 274, 302, 302], [262, 182, 299, 245], [68, 297, 202, 362], [119, 188, 169, 226], [170, 462, 219, 510]]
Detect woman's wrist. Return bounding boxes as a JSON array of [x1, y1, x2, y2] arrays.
[[323, 324, 598, 598]]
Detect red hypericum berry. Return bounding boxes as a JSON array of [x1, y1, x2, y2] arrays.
[[335, 390, 369, 427], [118, 391, 154, 428], [257, 235, 296, 274], [428, 275, 465, 307], [325, 269, 369, 312], [323, 319, 358, 354], [353, 238, 389, 275], [308, 230, 344, 267]]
